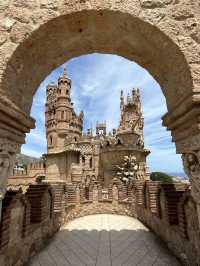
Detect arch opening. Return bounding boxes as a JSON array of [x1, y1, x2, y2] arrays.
[[1, 9, 192, 118]]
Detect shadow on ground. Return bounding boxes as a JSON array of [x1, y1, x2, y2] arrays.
[[28, 214, 181, 266]]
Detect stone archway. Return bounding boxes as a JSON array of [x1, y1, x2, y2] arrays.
[[0, 1, 200, 210]]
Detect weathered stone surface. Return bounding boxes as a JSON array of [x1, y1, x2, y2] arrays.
[[10, 23, 32, 43], [0, 31, 7, 45], [40, 0, 59, 10], [140, 0, 172, 9], [0, 3, 199, 265], [0, 0, 10, 12], [0, 18, 16, 31], [7, 7, 32, 24]]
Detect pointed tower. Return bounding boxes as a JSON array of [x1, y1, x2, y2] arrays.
[[118, 88, 143, 133], [45, 67, 84, 153]]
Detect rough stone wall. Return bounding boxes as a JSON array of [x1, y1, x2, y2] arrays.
[[65, 202, 134, 224], [0, 0, 199, 152], [136, 182, 200, 266], [0, 0, 200, 215], [0, 184, 61, 266], [26, 162, 46, 178], [0, 180, 200, 265], [0, 0, 199, 114]]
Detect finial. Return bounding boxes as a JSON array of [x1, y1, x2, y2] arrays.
[[63, 66, 67, 77]]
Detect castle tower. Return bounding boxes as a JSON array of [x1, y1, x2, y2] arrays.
[[96, 121, 106, 136], [99, 88, 149, 187], [45, 67, 84, 153], [118, 89, 143, 133]]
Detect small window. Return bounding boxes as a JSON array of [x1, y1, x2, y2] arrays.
[[61, 111, 64, 119], [117, 138, 122, 145], [90, 157, 92, 168]]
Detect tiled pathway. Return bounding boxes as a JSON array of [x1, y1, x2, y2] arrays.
[[29, 214, 181, 266]]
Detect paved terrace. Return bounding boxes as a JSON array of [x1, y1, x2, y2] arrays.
[[29, 214, 180, 266]]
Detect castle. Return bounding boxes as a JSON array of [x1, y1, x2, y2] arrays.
[[45, 68, 150, 186]]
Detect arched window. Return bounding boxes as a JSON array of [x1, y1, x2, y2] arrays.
[[61, 111, 64, 119], [117, 138, 122, 145], [82, 156, 85, 165], [49, 136, 53, 145]]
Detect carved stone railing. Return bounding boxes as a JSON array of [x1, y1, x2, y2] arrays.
[[0, 183, 63, 266], [63, 180, 199, 265]]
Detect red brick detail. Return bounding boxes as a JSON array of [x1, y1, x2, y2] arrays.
[[178, 192, 190, 239], [49, 182, 65, 213], [162, 183, 189, 225], [26, 184, 53, 223], [66, 184, 77, 204], [0, 191, 16, 249], [135, 181, 145, 206], [146, 181, 161, 217], [22, 197, 31, 238]]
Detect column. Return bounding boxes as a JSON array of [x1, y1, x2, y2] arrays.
[[182, 152, 200, 227], [0, 138, 20, 221]]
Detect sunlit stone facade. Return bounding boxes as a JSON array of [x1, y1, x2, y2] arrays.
[[45, 69, 150, 186]]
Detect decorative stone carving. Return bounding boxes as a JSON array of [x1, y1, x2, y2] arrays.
[[182, 152, 200, 204], [115, 155, 139, 185], [79, 144, 92, 155], [0, 138, 20, 199], [136, 134, 144, 148]]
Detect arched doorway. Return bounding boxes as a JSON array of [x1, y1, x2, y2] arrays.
[[0, 2, 199, 215]]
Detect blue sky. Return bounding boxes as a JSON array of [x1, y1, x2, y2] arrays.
[[21, 53, 184, 174]]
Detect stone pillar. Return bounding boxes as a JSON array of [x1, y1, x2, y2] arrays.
[[0, 96, 35, 221], [0, 138, 20, 221], [182, 152, 200, 227], [162, 95, 200, 229]]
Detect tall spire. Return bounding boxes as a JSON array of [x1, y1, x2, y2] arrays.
[[63, 66, 67, 77], [120, 90, 124, 110]]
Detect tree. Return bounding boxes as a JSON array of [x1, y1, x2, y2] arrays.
[[150, 172, 174, 183]]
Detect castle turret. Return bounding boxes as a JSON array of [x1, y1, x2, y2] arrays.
[[118, 88, 143, 133], [96, 121, 106, 136], [45, 83, 57, 150], [120, 90, 124, 110], [45, 67, 83, 153]]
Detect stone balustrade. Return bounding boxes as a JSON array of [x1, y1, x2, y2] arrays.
[[0, 180, 199, 265], [0, 184, 61, 266], [64, 180, 199, 265]]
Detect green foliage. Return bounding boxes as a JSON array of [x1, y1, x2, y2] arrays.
[[36, 175, 45, 184], [150, 172, 174, 183]]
